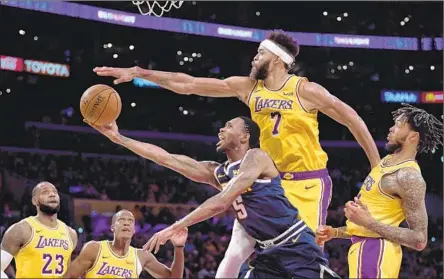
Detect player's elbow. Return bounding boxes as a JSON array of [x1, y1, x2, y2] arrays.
[[413, 236, 427, 251]]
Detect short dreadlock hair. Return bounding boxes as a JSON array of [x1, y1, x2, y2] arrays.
[[239, 116, 260, 148], [392, 104, 443, 154]]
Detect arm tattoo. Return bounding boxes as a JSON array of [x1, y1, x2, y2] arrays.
[[367, 168, 428, 251], [334, 226, 351, 239]]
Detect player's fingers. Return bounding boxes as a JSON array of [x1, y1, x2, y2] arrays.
[[154, 239, 162, 254]]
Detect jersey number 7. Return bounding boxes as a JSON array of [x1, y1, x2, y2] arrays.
[[271, 112, 282, 136]]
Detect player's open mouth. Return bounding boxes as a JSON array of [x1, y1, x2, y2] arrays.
[[217, 134, 224, 146], [122, 228, 130, 232]]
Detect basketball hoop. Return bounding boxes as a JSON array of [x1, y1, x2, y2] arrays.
[[132, 1, 184, 17]]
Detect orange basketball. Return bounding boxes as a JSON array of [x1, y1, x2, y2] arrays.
[[80, 84, 122, 126]]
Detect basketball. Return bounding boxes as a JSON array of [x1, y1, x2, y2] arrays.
[[80, 84, 122, 126]]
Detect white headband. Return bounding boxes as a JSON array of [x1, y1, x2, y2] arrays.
[[260, 39, 294, 66]]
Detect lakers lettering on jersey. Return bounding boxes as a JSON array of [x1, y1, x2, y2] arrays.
[[247, 75, 328, 173], [85, 241, 139, 279], [346, 155, 421, 238], [14, 217, 73, 278]]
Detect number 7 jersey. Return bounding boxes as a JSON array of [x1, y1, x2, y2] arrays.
[[14, 217, 74, 278], [247, 75, 328, 172]]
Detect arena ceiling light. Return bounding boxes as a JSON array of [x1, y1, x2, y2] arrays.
[[107, 43, 113, 48], [103, 44, 108, 49], [405, 69, 410, 74], [19, 29, 25, 35], [256, 11, 260, 16], [34, 36, 38, 41], [404, 17, 410, 22], [6, 88, 11, 93], [184, 57, 189, 62], [323, 11, 328, 16], [197, 53, 202, 58], [400, 21, 405, 26], [409, 65, 414, 70], [343, 12, 348, 17], [131, 102, 136, 107], [179, 61, 184, 66], [129, 45, 135, 50], [349, 61, 354, 66], [113, 54, 118, 59], [177, 50, 182, 55], [192, 53, 196, 57], [336, 16, 342, 21], [430, 65, 435, 70]]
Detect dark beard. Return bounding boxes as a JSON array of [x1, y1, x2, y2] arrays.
[[253, 61, 270, 80], [385, 142, 402, 154], [39, 204, 60, 215]]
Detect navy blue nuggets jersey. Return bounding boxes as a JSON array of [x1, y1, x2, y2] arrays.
[[214, 158, 337, 278], [214, 159, 305, 241]]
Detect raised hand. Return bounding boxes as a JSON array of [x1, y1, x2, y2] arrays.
[[170, 228, 188, 247], [93, 66, 138, 85], [144, 226, 177, 254]]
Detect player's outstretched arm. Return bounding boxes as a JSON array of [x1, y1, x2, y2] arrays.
[[345, 168, 428, 251], [93, 66, 254, 101], [63, 241, 100, 278], [298, 81, 380, 169], [85, 120, 220, 189], [1, 221, 31, 274]]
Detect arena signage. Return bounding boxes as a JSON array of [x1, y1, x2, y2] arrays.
[[1, 1, 419, 51], [24, 59, 70, 77], [380, 90, 420, 104], [421, 91, 443, 104], [0, 55, 24, 72]]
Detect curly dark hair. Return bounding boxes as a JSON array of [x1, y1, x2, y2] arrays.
[[267, 30, 300, 69], [392, 104, 443, 154]]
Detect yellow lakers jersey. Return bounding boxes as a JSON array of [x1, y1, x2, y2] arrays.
[[248, 75, 328, 172], [85, 241, 139, 279], [15, 217, 74, 278], [346, 155, 421, 238]]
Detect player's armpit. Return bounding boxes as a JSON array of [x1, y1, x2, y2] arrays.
[[63, 241, 100, 278], [1, 221, 31, 256], [168, 156, 221, 189], [368, 168, 428, 251], [67, 227, 78, 250]]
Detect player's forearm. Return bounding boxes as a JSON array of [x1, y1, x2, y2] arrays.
[[117, 135, 171, 165], [174, 194, 228, 229], [367, 221, 427, 251], [347, 117, 380, 169], [135, 67, 193, 94], [333, 226, 351, 239], [169, 247, 184, 278]]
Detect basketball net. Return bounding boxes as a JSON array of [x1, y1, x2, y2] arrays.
[[132, 1, 184, 17]]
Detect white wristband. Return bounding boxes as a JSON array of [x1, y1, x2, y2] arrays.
[[1, 250, 13, 271]]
